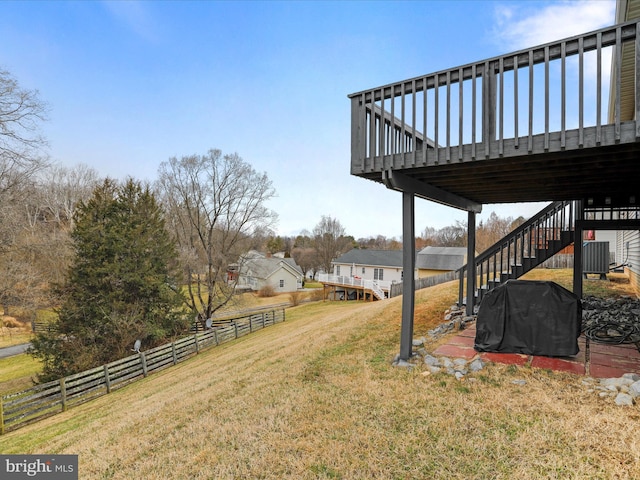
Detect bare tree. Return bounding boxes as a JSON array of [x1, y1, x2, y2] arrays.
[[156, 149, 277, 326], [0, 69, 49, 316], [291, 247, 319, 279], [312, 215, 352, 274], [0, 69, 49, 213], [38, 163, 100, 229]]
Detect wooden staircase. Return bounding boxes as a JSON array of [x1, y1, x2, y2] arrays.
[[458, 200, 576, 310]]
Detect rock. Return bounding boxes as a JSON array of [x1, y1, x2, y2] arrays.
[[454, 371, 465, 380], [412, 337, 425, 347], [441, 357, 454, 368], [623, 373, 640, 382], [629, 380, 640, 398], [469, 358, 485, 372], [453, 358, 467, 367], [600, 377, 635, 389], [615, 393, 634, 406], [424, 354, 441, 367], [427, 366, 442, 374], [395, 360, 414, 369], [512, 379, 527, 386]]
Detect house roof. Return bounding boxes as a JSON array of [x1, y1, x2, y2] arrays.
[[333, 247, 467, 271], [242, 256, 302, 280], [332, 249, 404, 268], [416, 246, 467, 271]]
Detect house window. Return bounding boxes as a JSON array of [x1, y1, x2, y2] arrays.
[[401, 271, 404, 280], [362, 267, 365, 275], [279, 279, 284, 288], [374, 268, 384, 280], [336, 266, 340, 275], [350, 266, 353, 277]]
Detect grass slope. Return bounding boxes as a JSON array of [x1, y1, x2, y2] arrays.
[[0, 276, 638, 479]]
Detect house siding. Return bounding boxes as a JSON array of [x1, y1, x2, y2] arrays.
[[332, 261, 404, 284], [267, 268, 301, 293], [616, 210, 640, 295], [418, 268, 451, 278]]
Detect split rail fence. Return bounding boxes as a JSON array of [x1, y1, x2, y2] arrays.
[[0, 308, 285, 434]]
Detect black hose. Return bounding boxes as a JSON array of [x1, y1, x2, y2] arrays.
[[582, 321, 639, 344]]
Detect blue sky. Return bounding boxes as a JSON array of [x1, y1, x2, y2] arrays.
[[0, 0, 616, 239]]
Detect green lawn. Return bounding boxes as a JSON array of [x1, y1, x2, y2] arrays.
[[0, 354, 41, 395]]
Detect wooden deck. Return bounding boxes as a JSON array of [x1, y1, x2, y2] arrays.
[[349, 20, 640, 209]]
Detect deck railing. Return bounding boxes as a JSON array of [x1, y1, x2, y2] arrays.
[[349, 20, 640, 173], [457, 200, 576, 308], [318, 273, 391, 296]]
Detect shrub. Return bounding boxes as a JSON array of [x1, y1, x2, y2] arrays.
[[289, 291, 303, 306], [258, 285, 276, 297], [309, 288, 324, 301]]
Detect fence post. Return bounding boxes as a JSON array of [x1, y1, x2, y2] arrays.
[[214, 328, 219, 346], [262, 312, 266, 328], [0, 396, 4, 435], [104, 365, 111, 394], [234, 322, 238, 338], [172, 342, 178, 365], [139, 352, 148, 377], [194, 334, 199, 354], [249, 316, 253, 333], [60, 378, 67, 412]]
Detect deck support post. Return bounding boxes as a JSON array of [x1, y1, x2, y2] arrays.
[[399, 191, 416, 361], [573, 200, 584, 299], [466, 211, 477, 316]]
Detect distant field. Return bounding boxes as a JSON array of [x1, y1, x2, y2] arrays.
[[0, 354, 40, 394], [0, 271, 638, 479]]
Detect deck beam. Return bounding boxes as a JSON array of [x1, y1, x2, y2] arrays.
[[382, 169, 482, 213]]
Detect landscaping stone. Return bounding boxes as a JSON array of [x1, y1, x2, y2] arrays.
[[615, 393, 634, 406], [629, 380, 640, 398], [469, 358, 485, 372], [424, 354, 440, 367]]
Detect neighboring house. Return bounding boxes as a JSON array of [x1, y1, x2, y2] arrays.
[[416, 246, 467, 278], [331, 249, 405, 284], [332, 247, 468, 282], [237, 252, 303, 293]]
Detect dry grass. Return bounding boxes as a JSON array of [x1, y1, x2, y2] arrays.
[[1, 276, 639, 479], [0, 316, 33, 349]]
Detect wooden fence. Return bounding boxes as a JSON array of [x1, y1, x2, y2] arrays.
[[1, 308, 285, 434], [389, 270, 459, 298]]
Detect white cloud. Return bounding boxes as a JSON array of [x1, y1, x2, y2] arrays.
[[492, 0, 616, 51]]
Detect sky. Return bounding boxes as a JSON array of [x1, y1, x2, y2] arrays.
[[0, 0, 617, 240]]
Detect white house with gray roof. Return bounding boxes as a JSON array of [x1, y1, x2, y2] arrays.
[[237, 252, 303, 293], [331, 247, 467, 284]]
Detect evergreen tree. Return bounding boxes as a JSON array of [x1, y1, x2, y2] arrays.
[[31, 178, 188, 381]]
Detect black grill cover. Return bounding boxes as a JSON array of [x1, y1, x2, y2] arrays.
[[474, 280, 581, 356]]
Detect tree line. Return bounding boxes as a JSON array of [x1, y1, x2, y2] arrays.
[[1, 68, 524, 381]]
